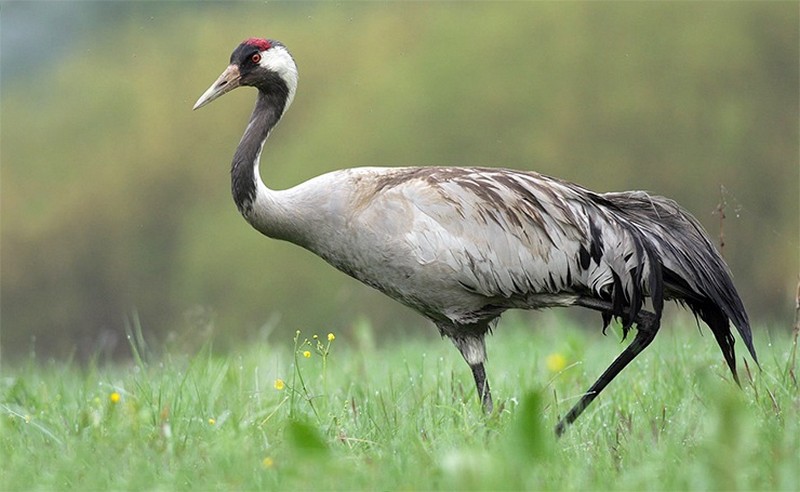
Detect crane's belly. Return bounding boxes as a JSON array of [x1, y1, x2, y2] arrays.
[[319, 244, 479, 322]]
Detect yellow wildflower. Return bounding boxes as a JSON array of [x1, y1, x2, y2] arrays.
[[208, 418, 216, 425], [313, 334, 319, 340], [109, 392, 121, 404], [262, 457, 274, 469], [303, 350, 311, 358], [545, 353, 567, 373], [327, 333, 335, 342], [274, 379, 285, 390]]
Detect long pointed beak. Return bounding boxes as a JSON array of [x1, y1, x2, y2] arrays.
[[193, 64, 241, 110]]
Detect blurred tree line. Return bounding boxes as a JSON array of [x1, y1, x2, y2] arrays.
[[1, 2, 797, 360]]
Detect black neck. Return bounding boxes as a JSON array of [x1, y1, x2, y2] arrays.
[[231, 89, 288, 215]]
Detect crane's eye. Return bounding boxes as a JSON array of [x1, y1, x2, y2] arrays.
[[251, 53, 262, 64]]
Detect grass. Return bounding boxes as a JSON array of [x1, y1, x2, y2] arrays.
[[2, 313, 798, 490]]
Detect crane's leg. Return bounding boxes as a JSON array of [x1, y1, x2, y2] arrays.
[[470, 361, 493, 413], [554, 299, 660, 437], [444, 329, 494, 413]]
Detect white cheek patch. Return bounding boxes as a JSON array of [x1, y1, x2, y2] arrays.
[[259, 46, 298, 110]]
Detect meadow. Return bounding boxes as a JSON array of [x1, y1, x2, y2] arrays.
[[2, 314, 798, 491]]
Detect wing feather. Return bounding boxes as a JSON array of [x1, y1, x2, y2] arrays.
[[374, 167, 609, 303]]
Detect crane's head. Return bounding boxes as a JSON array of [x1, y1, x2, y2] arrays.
[[193, 38, 298, 111]]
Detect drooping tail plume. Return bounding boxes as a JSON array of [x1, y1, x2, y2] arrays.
[[602, 191, 758, 379]]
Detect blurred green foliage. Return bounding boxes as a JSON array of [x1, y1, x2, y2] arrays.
[[1, 2, 797, 359]]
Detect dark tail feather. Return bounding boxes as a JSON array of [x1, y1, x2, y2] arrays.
[[689, 299, 740, 384], [602, 191, 758, 379], [657, 238, 758, 371]]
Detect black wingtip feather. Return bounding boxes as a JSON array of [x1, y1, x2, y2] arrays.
[[690, 299, 743, 382], [601, 191, 758, 377]]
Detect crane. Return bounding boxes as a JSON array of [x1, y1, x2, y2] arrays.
[[193, 38, 758, 435]]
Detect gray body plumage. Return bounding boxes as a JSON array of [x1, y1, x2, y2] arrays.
[[195, 38, 758, 435], [255, 166, 754, 362]]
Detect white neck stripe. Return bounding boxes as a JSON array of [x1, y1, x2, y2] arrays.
[[259, 46, 298, 111]]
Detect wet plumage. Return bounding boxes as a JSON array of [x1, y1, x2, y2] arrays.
[[194, 38, 758, 435]]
